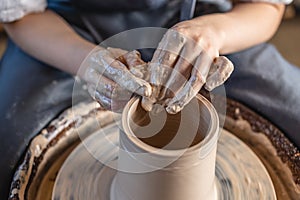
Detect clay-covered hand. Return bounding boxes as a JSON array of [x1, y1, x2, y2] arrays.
[[142, 20, 234, 114], [83, 47, 152, 112]]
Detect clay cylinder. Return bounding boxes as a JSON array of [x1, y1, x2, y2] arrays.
[[111, 94, 219, 200]]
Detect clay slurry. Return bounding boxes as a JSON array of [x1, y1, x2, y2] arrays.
[[129, 98, 211, 150]]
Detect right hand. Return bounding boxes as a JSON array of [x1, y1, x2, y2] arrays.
[[83, 47, 152, 112], [141, 28, 234, 114]]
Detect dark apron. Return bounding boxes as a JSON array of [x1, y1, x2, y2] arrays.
[[49, 0, 224, 43], [1, 0, 299, 199], [0, 1, 183, 198]]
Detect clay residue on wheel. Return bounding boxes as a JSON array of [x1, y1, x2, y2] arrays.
[[226, 99, 300, 186], [200, 90, 300, 187], [9, 102, 116, 200]]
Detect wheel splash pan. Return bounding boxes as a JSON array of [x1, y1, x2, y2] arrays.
[[8, 99, 300, 200]]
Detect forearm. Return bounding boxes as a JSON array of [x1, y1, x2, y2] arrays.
[[192, 2, 285, 55], [3, 10, 96, 75]]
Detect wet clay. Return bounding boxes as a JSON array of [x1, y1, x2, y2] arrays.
[[129, 98, 210, 150], [114, 95, 219, 200]]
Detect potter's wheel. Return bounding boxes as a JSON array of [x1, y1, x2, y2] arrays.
[[9, 99, 300, 200], [52, 123, 276, 200]]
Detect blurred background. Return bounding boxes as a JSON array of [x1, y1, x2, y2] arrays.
[[0, 3, 300, 66]]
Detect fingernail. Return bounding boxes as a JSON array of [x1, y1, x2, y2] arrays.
[[166, 104, 181, 114], [135, 84, 151, 97], [144, 85, 152, 97]]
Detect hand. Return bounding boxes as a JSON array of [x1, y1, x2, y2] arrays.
[[83, 47, 152, 112], [142, 19, 234, 114]]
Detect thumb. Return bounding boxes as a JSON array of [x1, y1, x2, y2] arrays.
[[204, 56, 234, 91], [125, 50, 151, 81]]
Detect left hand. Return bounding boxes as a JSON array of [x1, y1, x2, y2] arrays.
[[142, 19, 234, 114], [84, 47, 151, 112]]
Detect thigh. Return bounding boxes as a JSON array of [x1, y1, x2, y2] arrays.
[[225, 43, 300, 148], [0, 39, 74, 199]]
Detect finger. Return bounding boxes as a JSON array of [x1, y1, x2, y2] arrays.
[[157, 58, 191, 102], [86, 66, 133, 103], [95, 75, 132, 102], [88, 84, 111, 110], [142, 29, 186, 111], [92, 51, 152, 97], [85, 66, 102, 86], [156, 29, 186, 55], [86, 70, 113, 98], [149, 50, 179, 89], [107, 47, 128, 62], [86, 67, 122, 100], [166, 52, 212, 114], [124, 50, 145, 67], [159, 41, 203, 101], [149, 29, 185, 87], [124, 50, 150, 80], [149, 51, 178, 103], [141, 82, 161, 111], [129, 63, 150, 81], [108, 48, 146, 68], [88, 82, 131, 112], [108, 63, 151, 97], [141, 97, 155, 112], [94, 49, 151, 87], [204, 56, 234, 91], [94, 90, 112, 110], [87, 84, 97, 100]]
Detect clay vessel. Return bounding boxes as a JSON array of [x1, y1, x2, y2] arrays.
[[111, 94, 219, 200]]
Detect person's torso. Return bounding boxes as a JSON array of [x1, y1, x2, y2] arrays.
[[47, 0, 228, 43]]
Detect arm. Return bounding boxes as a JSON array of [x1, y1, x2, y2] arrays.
[[193, 2, 285, 55], [3, 10, 152, 111], [172, 2, 285, 57], [222, 2, 284, 53], [3, 10, 95, 75], [144, 2, 285, 113]]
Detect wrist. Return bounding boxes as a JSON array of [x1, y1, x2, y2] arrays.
[[192, 14, 227, 56]]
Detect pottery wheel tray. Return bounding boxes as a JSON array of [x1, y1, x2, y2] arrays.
[[9, 99, 300, 200]]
